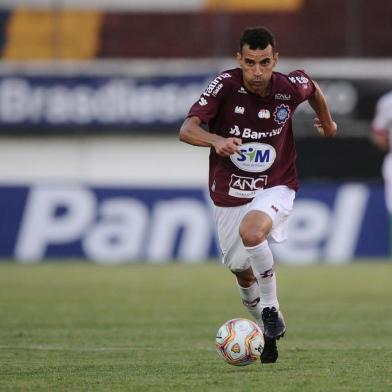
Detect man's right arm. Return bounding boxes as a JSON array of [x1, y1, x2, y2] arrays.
[[179, 116, 242, 157]]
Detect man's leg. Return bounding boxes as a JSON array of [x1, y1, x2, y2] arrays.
[[214, 203, 281, 363], [232, 267, 277, 364], [234, 267, 263, 326], [239, 210, 285, 364], [239, 210, 281, 314]]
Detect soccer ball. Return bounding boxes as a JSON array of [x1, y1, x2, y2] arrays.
[[215, 318, 264, 366]]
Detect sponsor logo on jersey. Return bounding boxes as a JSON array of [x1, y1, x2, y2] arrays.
[[238, 86, 248, 94], [198, 97, 208, 106], [230, 142, 276, 173], [258, 109, 270, 119], [275, 93, 291, 101], [212, 83, 223, 97], [288, 75, 309, 85], [229, 174, 267, 198], [229, 125, 241, 136], [203, 73, 231, 97], [273, 104, 291, 125], [229, 125, 283, 139], [235, 106, 245, 114]]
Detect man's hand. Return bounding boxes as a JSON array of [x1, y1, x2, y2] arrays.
[[179, 117, 242, 156], [213, 136, 242, 157], [372, 129, 389, 151], [313, 117, 337, 138]]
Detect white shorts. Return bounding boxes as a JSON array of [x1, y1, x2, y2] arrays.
[[214, 185, 295, 272]]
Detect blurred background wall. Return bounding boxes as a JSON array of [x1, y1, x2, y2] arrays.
[[0, 0, 390, 264]]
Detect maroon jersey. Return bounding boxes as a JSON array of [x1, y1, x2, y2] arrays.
[[187, 68, 315, 207]]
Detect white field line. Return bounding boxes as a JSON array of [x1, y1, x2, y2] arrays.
[[0, 344, 214, 352]]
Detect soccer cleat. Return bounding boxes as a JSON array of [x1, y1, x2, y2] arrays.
[[261, 306, 286, 339], [260, 336, 278, 364]]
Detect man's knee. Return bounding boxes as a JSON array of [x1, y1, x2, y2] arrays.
[[239, 211, 272, 247], [239, 229, 265, 247]]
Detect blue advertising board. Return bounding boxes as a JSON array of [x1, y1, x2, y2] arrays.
[[0, 75, 208, 130], [0, 182, 388, 263], [0, 73, 390, 131]]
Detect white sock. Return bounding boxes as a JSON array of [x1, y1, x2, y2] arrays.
[[237, 280, 263, 325], [245, 240, 279, 310]]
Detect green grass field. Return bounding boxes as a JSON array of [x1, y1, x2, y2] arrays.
[[0, 261, 391, 392]]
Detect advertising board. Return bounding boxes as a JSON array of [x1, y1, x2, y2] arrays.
[[0, 73, 391, 132], [0, 182, 387, 263]]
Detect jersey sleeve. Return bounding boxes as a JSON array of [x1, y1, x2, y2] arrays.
[[287, 70, 316, 104], [187, 72, 231, 124], [372, 94, 392, 132]]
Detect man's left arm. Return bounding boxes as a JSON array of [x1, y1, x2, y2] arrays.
[[371, 95, 390, 151], [307, 81, 337, 138]]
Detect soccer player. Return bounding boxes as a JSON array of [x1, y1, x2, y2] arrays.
[[179, 26, 337, 364], [372, 90, 392, 252]]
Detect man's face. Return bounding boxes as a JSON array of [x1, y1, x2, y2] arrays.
[[237, 44, 278, 93]]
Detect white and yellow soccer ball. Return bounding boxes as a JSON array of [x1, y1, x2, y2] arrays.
[[215, 318, 264, 366]]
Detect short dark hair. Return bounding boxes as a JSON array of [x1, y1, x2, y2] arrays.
[[239, 27, 276, 53]]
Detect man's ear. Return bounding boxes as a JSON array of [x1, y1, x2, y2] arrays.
[[236, 51, 242, 65], [273, 52, 279, 67]]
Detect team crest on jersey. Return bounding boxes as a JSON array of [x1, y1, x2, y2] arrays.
[[258, 109, 270, 119], [273, 104, 290, 125]]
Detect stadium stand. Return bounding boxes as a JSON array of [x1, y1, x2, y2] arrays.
[[205, 0, 304, 11], [96, 0, 391, 58], [0, 11, 10, 57], [3, 9, 102, 60], [0, 0, 391, 59]]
